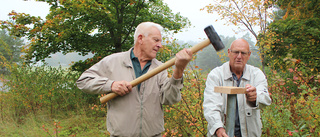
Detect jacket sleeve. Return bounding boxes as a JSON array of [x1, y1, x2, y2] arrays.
[[159, 70, 183, 105], [252, 68, 272, 109], [76, 59, 114, 95], [203, 69, 225, 136]]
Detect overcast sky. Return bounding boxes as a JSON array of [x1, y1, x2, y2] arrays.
[[0, 0, 243, 42]]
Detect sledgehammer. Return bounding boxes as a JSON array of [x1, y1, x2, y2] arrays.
[[100, 25, 224, 104]]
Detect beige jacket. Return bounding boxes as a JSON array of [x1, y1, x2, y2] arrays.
[[203, 62, 272, 137], [76, 48, 183, 136]]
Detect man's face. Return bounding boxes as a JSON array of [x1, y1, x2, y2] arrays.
[[140, 27, 162, 60], [228, 41, 251, 73]]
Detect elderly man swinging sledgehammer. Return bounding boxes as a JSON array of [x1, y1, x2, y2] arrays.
[[77, 21, 225, 136]]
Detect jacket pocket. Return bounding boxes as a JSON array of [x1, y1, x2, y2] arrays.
[[245, 108, 262, 136]]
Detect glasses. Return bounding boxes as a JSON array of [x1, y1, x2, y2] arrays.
[[230, 50, 250, 56]]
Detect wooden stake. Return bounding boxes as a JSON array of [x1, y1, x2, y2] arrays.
[[214, 86, 246, 94]]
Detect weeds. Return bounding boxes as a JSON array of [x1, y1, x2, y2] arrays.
[[1, 56, 319, 136]]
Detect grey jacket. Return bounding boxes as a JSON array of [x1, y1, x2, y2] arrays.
[[76, 48, 183, 136], [203, 62, 271, 137]]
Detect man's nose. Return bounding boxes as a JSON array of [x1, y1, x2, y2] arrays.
[[157, 42, 162, 48]]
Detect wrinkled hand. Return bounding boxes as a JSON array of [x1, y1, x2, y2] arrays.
[[216, 128, 229, 137], [173, 48, 193, 79], [111, 81, 132, 96], [245, 84, 257, 102]]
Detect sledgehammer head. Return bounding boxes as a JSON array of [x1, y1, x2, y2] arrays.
[[204, 25, 225, 51]]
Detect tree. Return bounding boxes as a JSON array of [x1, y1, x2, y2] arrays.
[[201, 0, 275, 72], [0, 0, 190, 71], [0, 29, 23, 63], [260, 0, 320, 72], [0, 29, 24, 74]]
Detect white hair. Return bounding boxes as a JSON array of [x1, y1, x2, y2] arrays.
[[133, 22, 163, 45]]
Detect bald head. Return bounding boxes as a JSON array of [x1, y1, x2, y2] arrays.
[[230, 39, 250, 51]]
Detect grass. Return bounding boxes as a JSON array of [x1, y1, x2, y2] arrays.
[[0, 109, 109, 137]]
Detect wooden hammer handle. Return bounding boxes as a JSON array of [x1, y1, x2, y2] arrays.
[[100, 39, 211, 104]]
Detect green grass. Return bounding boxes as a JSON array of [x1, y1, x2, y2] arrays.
[[0, 109, 109, 137]]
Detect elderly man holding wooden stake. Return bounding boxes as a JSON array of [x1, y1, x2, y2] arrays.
[[76, 22, 192, 136], [203, 39, 272, 137]]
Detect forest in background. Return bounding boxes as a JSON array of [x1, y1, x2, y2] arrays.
[[43, 32, 261, 72]]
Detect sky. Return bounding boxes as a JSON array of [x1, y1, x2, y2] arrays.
[[0, 0, 244, 42], [163, 0, 239, 42]]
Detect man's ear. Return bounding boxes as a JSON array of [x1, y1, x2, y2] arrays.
[[227, 48, 231, 56], [137, 34, 144, 44]]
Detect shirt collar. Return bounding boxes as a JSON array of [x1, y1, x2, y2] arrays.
[[130, 48, 152, 68], [232, 72, 243, 81], [130, 48, 136, 60], [223, 61, 249, 81]]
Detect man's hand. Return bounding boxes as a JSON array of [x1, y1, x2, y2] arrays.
[[173, 48, 193, 79], [216, 128, 229, 137], [111, 81, 132, 96], [245, 84, 257, 102]]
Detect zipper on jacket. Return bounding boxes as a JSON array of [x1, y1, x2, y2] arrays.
[[139, 82, 145, 137]]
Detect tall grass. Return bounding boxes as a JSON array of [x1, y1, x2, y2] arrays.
[[1, 61, 319, 136], [0, 65, 109, 136]]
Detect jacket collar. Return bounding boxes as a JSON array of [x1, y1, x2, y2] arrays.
[[123, 48, 159, 69], [123, 48, 134, 68], [223, 61, 250, 81]]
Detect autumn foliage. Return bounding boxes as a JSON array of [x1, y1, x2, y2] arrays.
[[1, 0, 320, 136], [262, 56, 320, 136], [163, 67, 207, 136]]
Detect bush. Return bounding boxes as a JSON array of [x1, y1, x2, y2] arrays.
[[0, 65, 99, 122], [163, 66, 208, 136], [261, 56, 320, 136]]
